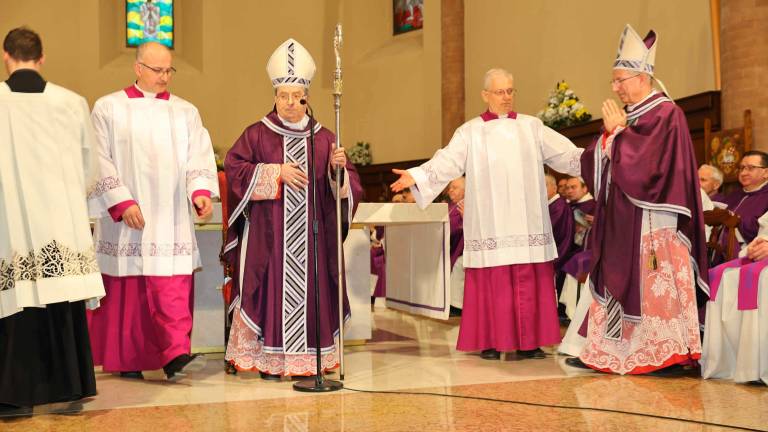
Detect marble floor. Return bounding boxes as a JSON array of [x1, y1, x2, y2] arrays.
[[2, 308, 766, 431]]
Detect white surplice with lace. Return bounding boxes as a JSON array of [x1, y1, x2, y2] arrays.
[[409, 113, 583, 268]]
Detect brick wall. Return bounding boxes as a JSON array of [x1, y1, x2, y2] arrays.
[[721, 0, 768, 150], [441, 0, 465, 147]]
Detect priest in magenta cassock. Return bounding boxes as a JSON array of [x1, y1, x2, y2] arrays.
[[87, 42, 219, 380], [567, 25, 709, 375], [222, 39, 362, 379], [0, 27, 105, 413], [392, 68, 583, 360]]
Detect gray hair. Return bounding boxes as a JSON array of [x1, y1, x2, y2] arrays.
[[545, 174, 557, 188], [483, 68, 514, 90], [700, 164, 724, 185]]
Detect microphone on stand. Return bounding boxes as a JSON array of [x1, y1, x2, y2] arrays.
[[293, 93, 343, 393]]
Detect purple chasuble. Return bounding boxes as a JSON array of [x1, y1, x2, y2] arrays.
[[222, 111, 363, 354], [370, 227, 386, 298], [449, 202, 464, 269], [581, 93, 709, 319], [720, 183, 768, 245], [549, 196, 576, 270], [710, 192, 726, 204], [571, 198, 596, 216]]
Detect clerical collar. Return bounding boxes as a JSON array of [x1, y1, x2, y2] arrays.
[[548, 194, 561, 204], [124, 83, 171, 100], [627, 90, 658, 112], [744, 181, 768, 194], [278, 114, 309, 130], [480, 110, 518, 122], [6, 68, 46, 93], [576, 193, 594, 203]]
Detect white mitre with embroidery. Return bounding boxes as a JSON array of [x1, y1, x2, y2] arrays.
[[613, 24, 672, 99], [266, 38, 316, 88]]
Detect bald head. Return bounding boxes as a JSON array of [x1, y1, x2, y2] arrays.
[[136, 41, 170, 62], [447, 177, 466, 203], [133, 42, 174, 94]]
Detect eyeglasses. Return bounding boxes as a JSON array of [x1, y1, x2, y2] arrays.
[[276, 92, 306, 102], [139, 62, 177, 76], [486, 88, 517, 96], [738, 164, 767, 172], [609, 74, 641, 86]]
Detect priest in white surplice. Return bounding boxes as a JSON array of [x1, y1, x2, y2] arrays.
[[87, 42, 219, 380], [0, 26, 104, 413], [392, 69, 583, 360]]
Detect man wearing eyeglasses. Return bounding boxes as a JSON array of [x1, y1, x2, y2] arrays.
[[391, 68, 583, 361], [717, 151, 768, 252], [221, 39, 362, 380], [87, 41, 219, 381], [565, 25, 708, 376]]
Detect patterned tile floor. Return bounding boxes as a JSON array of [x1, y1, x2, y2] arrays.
[[2, 308, 765, 431]]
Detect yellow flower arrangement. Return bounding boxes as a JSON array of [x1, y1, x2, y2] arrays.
[[537, 80, 592, 129]]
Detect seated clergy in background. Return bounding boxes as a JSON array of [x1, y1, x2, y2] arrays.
[[718, 151, 768, 254], [699, 163, 726, 204], [401, 188, 416, 203], [546, 174, 576, 320], [370, 225, 386, 305], [559, 176, 596, 322], [565, 176, 596, 247], [702, 212, 768, 385], [546, 174, 576, 271], [447, 177, 466, 317], [557, 177, 571, 201], [391, 68, 583, 361]]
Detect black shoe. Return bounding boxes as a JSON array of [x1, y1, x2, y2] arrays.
[[647, 364, 699, 377], [119, 371, 144, 380], [0, 404, 32, 418], [260, 372, 282, 381], [564, 357, 593, 369], [747, 380, 767, 387], [163, 353, 206, 380], [517, 348, 546, 359], [449, 306, 462, 317], [224, 361, 238, 375], [480, 348, 501, 360]]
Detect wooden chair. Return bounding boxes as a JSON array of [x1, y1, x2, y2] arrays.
[[704, 207, 742, 264], [705, 110, 752, 191]]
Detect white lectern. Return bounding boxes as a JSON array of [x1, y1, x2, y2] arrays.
[[352, 203, 451, 320]]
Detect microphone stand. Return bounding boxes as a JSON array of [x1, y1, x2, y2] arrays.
[[293, 100, 343, 393]]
